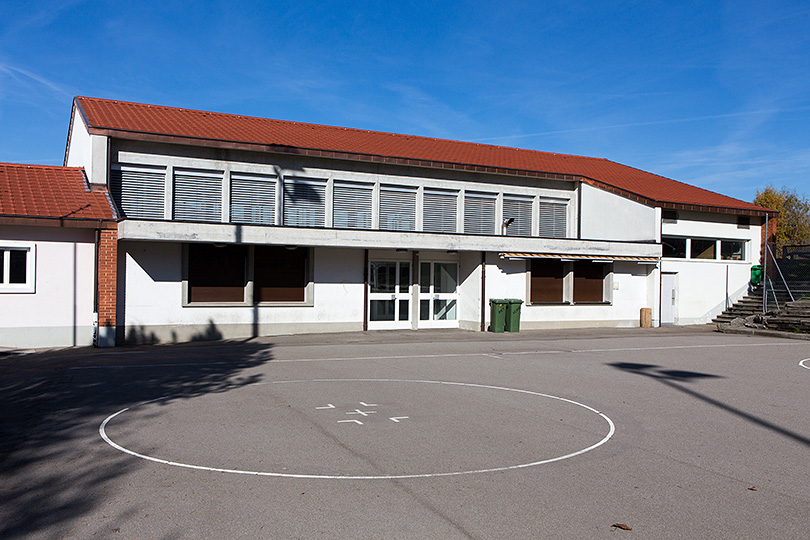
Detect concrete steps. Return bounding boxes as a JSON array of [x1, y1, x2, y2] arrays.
[[765, 300, 810, 332], [712, 286, 765, 324]]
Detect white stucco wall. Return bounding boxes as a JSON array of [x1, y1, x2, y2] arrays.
[[65, 107, 108, 184], [481, 254, 657, 329], [457, 251, 483, 330], [660, 211, 762, 324], [121, 242, 365, 342], [579, 183, 658, 241], [0, 226, 97, 348], [65, 107, 92, 171]]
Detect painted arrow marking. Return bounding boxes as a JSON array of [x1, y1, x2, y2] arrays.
[[347, 409, 377, 416], [337, 419, 363, 425], [359, 402, 378, 407], [389, 417, 409, 423], [315, 404, 335, 410]]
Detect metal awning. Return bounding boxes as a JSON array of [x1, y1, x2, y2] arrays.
[[500, 252, 660, 263]]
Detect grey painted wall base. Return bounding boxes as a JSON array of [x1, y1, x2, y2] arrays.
[[0, 325, 94, 349], [124, 321, 364, 345], [518, 319, 642, 330]]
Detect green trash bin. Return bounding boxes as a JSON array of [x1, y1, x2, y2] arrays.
[[504, 299, 524, 332], [489, 299, 509, 333], [750, 265, 763, 285]]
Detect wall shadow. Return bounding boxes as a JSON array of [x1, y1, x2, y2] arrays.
[[0, 339, 273, 539], [607, 362, 810, 447]]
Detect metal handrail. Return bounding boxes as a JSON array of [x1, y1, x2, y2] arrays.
[[766, 243, 796, 303], [767, 276, 780, 311]]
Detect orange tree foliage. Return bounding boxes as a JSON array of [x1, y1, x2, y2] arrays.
[[754, 186, 810, 256]]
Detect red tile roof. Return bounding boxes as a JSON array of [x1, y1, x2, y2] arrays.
[[75, 96, 770, 215], [0, 163, 116, 221]]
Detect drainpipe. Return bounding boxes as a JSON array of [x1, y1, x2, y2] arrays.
[[480, 251, 486, 332], [363, 249, 369, 331], [763, 214, 768, 312], [93, 228, 100, 346]]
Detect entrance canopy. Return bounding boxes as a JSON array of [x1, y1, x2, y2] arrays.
[[500, 252, 659, 264]]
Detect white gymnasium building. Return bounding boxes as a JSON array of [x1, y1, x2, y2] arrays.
[[3, 96, 773, 347]]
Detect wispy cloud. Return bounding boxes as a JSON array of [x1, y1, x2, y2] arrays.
[[471, 106, 810, 143], [0, 62, 73, 99]]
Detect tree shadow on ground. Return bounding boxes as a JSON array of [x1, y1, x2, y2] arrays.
[[0, 338, 273, 539], [606, 362, 810, 447]]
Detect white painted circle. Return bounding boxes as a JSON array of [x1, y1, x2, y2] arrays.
[[800, 358, 810, 370], [100, 378, 615, 480]]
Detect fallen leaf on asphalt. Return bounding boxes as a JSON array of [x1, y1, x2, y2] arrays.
[[612, 523, 632, 530], [748, 487, 757, 491]]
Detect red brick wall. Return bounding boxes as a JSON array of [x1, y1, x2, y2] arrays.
[[97, 228, 118, 328], [760, 214, 777, 262]]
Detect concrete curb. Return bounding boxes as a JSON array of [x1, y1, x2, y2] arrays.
[[716, 325, 810, 341]]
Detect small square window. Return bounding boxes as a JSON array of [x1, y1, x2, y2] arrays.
[[662, 210, 678, 223], [691, 239, 716, 260], [0, 244, 35, 293], [721, 240, 745, 261], [662, 237, 687, 258]]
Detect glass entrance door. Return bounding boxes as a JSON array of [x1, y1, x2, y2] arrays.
[[418, 262, 459, 328], [368, 261, 411, 329]]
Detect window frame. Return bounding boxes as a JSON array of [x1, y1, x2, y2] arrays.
[[182, 243, 313, 307], [528, 258, 567, 304], [0, 242, 36, 294], [661, 236, 687, 259], [572, 261, 612, 304]]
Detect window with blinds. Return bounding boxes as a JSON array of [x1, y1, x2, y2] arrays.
[[230, 172, 276, 225], [464, 192, 496, 235], [110, 163, 166, 220], [530, 259, 565, 303], [423, 189, 457, 233], [283, 178, 326, 228], [254, 246, 307, 302], [379, 185, 416, 231], [333, 181, 373, 229], [573, 261, 608, 303], [503, 195, 533, 237], [174, 168, 223, 222], [538, 201, 567, 238], [187, 243, 248, 303]]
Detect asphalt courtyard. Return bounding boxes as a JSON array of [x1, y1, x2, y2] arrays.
[[1, 326, 808, 539]]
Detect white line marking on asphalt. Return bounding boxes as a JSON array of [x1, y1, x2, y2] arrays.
[[346, 409, 376, 416], [74, 341, 805, 370], [315, 404, 335, 410], [359, 402, 377, 407], [389, 417, 409, 423], [337, 419, 363, 425], [99, 378, 616, 480], [800, 358, 810, 370]]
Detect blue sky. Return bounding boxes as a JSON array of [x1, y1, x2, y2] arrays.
[[1, 0, 808, 203]]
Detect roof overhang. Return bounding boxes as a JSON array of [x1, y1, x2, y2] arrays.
[[0, 215, 118, 230], [501, 252, 660, 264]]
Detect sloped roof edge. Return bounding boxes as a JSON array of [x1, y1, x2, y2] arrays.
[[74, 96, 774, 217]]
